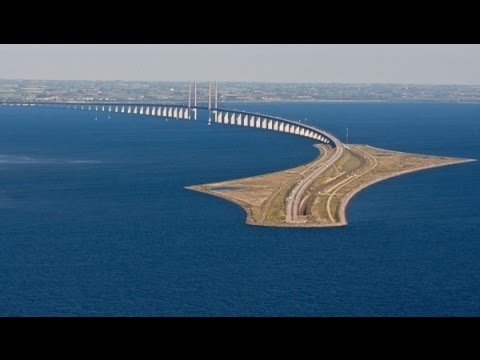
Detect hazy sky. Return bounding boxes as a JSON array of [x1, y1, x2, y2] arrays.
[[0, 44, 479, 84]]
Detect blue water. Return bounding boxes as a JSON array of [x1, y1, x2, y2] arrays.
[[0, 103, 479, 316]]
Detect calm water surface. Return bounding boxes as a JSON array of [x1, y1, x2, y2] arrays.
[[0, 103, 478, 316]]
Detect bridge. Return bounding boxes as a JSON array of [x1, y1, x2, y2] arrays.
[[1, 81, 344, 224]]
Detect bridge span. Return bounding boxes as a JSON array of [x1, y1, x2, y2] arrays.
[[2, 96, 343, 224], [3, 101, 338, 146]]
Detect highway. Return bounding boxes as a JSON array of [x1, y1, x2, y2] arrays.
[[285, 131, 344, 223], [297, 145, 366, 216]]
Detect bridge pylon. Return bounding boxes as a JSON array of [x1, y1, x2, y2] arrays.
[[193, 81, 197, 120], [208, 81, 212, 125]]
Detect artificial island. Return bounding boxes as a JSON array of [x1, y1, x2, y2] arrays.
[[187, 144, 474, 227], [3, 81, 476, 227]]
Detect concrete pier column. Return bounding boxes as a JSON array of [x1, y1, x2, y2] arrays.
[[115, 106, 118, 113], [243, 114, 249, 126], [139, 106, 144, 115], [133, 106, 137, 114], [249, 115, 255, 127], [236, 113, 242, 125], [121, 106, 125, 113], [268, 119, 273, 130], [146, 106, 150, 115], [127, 106, 131, 114], [279, 122, 285, 132], [173, 108, 178, 118], [218, 112, 223, 123], [261, 118, 267, 129], [168, 107, 173, 117]]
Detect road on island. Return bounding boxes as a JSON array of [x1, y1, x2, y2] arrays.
[[286, 132, 344, 223], [297, 146, 366, 216]]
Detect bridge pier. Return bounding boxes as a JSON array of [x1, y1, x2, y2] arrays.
[[30, 101, 337, 148], [243, 114, 248, 127], [237, 114, 242, 126]]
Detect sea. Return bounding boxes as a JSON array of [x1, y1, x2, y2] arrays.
[[0, 102, 479, 316]]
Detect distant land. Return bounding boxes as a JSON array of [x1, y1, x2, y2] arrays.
[[2, 79, 480, 103]]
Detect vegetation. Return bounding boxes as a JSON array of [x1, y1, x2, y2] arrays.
[[186, 145, 475, 227]]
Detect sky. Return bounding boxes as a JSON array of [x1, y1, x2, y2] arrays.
[[0, 44, 479, 85]]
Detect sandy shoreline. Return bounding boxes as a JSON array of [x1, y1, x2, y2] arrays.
[[335, 157, 476, 227], [186, 147, 476, 228]]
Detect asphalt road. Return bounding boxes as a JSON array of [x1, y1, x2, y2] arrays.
[[286, 132, 344, 223]]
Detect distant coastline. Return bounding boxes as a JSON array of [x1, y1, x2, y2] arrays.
[[2, 79, 480, 104]]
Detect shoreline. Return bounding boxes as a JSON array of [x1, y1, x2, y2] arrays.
[[335, 157, 476, 227], [186, 148, 476, 229]]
